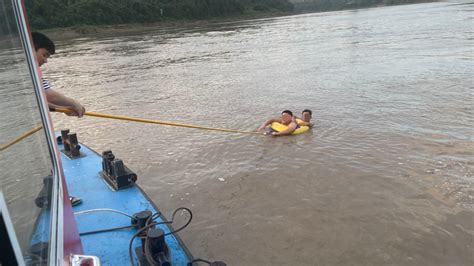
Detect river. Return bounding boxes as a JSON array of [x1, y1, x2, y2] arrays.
[[46, 2, 473, 265]]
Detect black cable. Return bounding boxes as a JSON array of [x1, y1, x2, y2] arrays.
[[145, 236, 160, 265], [133, 212, 162, 265], [150, 211, 162, 221], [144, 208, 193, 264], [129, 222, 158, 266], [164, 207, 193, 236], [187, 258, 212, 265], [79, 225, 135, 236], [143, 211, 164, 265], [129, 207, 193, 266]]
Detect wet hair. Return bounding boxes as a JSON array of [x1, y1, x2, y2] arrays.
[[282, 110, 293, 116], [302, 109, 312, 116], [32, 32, 55, 55]]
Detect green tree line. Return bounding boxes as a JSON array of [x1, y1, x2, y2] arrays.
[[292, 0, 437, 13], [25, 0, 294, 29], [22, 0, 437, 30]]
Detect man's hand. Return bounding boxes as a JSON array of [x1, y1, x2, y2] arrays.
[[45, 89, 85, 117], [263, 131, 279, 136], [72, 103, 86, 117], [65, 103, 85, 117]]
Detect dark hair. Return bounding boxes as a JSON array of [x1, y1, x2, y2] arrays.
[[302, 109, 312, 116], [32, 32, 55, 55], [282, 110, 293, 116]]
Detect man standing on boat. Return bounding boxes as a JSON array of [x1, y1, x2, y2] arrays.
[[32, 32, 84, 206], [32, 32, 85, 117]]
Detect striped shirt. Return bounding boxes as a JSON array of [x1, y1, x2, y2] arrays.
[[42, 79, 50, 90]]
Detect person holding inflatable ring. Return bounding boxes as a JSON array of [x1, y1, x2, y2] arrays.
[[257, 110, 298, 136]]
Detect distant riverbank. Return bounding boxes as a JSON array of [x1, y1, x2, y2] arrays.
[[42, 11, 292, 41], [41, 0, 438, 41], [26, 0, 294, 33]]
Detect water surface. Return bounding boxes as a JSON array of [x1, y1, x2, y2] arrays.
[[48, 2, 473, 265]]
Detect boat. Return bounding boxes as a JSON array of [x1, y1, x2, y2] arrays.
[[0, 1, 223, 265]]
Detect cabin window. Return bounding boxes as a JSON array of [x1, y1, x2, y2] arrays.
[[0, 1, 60, 264]]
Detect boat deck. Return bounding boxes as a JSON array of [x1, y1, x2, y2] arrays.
[[60, 141, 191, 265]]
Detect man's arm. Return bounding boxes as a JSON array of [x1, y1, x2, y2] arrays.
[[257, 117, 280, 131], [45, 89, 85, 117], [298, 120, 312, 127], [271, 122, 297, 136], [295, 116, 312, 127]]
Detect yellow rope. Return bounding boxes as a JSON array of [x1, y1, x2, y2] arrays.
[[0, 125, 43, 151], [1, 107, 259, 152], [53, 107, 260, 135]]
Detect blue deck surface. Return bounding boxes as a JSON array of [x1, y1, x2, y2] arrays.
[[60, 142, 191, 265]]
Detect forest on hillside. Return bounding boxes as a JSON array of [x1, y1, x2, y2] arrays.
[[24, 0, 294, 29], [0, 0, 437, 32]]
